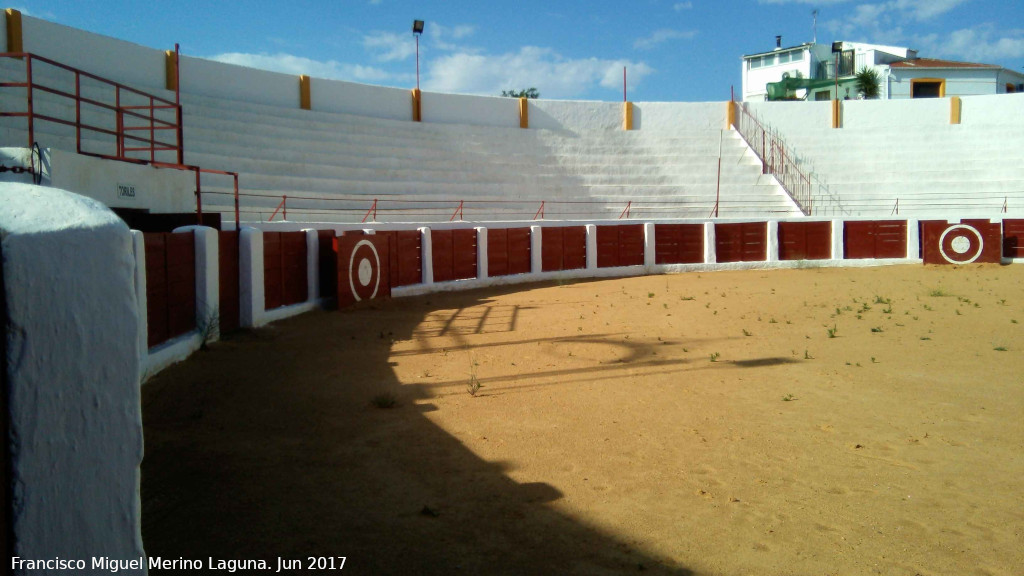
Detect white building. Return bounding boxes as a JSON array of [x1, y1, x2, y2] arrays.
[[741, 39, 1024, 101]]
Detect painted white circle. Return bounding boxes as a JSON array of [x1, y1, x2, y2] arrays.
[[950, 236, 971, 254], [938, 224, 983, 264], [358, 258, 372, 286], [348, 239, 381, 301]]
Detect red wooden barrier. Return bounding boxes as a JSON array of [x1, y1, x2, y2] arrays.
[[377, 230, 422, 287], [921, 220, 1002, 264], [1003, 219, 1024, 258], [318, 230, 338, 303], [144, 231, 195, 348], [654, 224, 704, 264], [431, 229, 478, 283], [542, 226, 586, 272], [778, 221, 831, 260], [844, 221, 906, 259], [336, 234, 390, 308], [488, 228, 531, 277], [715, 222, 767, 263], [263, 231, 307, 310], [218, 231, 240, 333], [596, 224, 644, 268]]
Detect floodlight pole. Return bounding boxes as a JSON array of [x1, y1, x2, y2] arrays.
[[413, 20, 425, 91]]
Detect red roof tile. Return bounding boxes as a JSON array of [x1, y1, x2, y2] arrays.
[[890, 58, 1000, 69]]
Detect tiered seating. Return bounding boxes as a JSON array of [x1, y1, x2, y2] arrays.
[[779, 124, 1024, 218]]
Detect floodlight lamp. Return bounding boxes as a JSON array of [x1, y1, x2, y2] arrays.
[[413, 20, 425, 35], [831, 41, 842, 53]]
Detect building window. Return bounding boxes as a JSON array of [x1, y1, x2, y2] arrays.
[[790, 51, 804, 62], [749, 57, 762, 69], [911, 78, 946, 98]]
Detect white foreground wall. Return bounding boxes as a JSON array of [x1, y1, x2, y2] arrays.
[[1, 184, 146, 574]]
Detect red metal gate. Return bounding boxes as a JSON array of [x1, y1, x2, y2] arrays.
[[920, 220, 1002, 265], [264, 231, 308, 310], [488, 228, 531, 277], [778, 221, 831, 260], [596, 224, 644, 268], [218, 231, 240, 333], [541, 226, 586, 272], [654, 224, 704, 264], [715, 222, 767, 263], [432, 229, 478, 282], [144, 231, 195, 348], [844, 221, 906, 259]]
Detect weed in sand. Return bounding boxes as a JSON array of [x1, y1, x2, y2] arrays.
[[827, 325, 838, 338], [782, 394, 797, 402], [710, 352, 721, 362]]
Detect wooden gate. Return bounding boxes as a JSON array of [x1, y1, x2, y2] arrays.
[[1003, 219, 1024, 258], [144, 231, 195, 348], [844, 221, 906, 259], [376, 230, 422, 288], [920, 220, 1002, 264], [432, 229, 478, 282], [541, 226, 586, 272], [596, 224, 644, 268], [654, 224, 704, 264], [263, 231, 308, 310], [778, 221, 831, 260], [715, 222, 767, 263], [488, 228, 531, 277]]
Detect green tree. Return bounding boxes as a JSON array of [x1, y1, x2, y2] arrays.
[[855, 67, 881, 99], [501, 88, 540, 99]]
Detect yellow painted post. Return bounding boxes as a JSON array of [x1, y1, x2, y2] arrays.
[[164, 50, 178, 91], [6, 8, 23, 53], [623, 101, 633, 131], [831, 99, 841, 129], [519, 97, 529, 129], [950, 96, 962, 125], [299, 75, 311, 110], [411, 88, 422, 122], [726, 100, 736, 129]]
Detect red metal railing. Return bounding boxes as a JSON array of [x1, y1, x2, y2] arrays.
[[732, 101, 813, 215], [0, 52, 183, 164]]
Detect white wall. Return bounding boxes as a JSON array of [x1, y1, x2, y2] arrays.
[[180, 55, 298, 110], [312, 78, 411, 121], [841, 97, 949, 128], [890, 68, 1003, 99], [1, 183, 145, 573], [633, 102, 727, 131], [20, 14, 166, 93], [421, 91, 520, 128], [529, 100, 622, 132], [745, 100, 833, 133], [961, 93, 1024, 126], [49, 148, 196, 213]]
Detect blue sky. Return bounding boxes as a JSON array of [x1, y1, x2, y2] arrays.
[[12, 0, 1024, 102]]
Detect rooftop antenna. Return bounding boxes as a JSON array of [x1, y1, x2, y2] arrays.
[[812, 9, 819, 44]]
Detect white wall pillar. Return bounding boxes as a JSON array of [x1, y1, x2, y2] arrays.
[[905, 218, 920, 259], [476, 226, 489, 280], [174, 225, 220, 343], [530, 225, 543, 273], [304, 229, 319, 302], [419, 227, 434, 285], [131, 230, 148, 377], [240, 226, 264, 327], [704, 222, 717, 264], [832, 219, 844, 260], [643, 223, 656, 270], [585, 224, 598, 270], [767, 220, 780, 262]]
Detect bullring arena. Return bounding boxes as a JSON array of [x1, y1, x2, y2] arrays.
[[1, 9, 1023, 576]]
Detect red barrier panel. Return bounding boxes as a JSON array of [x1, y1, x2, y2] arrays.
[[654, 224, 704, 264], [715, 222, 767, 263], [336, 234, 390, 308], [921, 220, 1002, 265], [1003, 219, 1024, 258], [317, 230, 338, 303], [264, 231, 307, 310], [596, 224, 644, 268], [542, 226, 586, 272], [218, 231, 240, 333], [377, 230, 422, 287], [779, 221, 831, 260], [844, 221, 906, 259], [431, 228, 478, 283], [144, 231, 195, 348], [488, 228, 531, 277]]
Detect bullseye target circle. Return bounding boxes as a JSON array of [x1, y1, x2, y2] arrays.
[[348, 239, 382, 301], [938, 224, 984, 264]]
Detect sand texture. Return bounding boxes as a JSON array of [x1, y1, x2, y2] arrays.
[[142, 264, 1024, 575]]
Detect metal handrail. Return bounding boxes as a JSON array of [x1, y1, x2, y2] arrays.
[[732, 102, 814, 215]]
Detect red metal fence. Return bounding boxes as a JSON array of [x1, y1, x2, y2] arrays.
[[733, 102, 813, 215], [144, 232, 195, 347]]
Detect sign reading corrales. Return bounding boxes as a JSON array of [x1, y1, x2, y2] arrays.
[[117, 183, 137, 199]]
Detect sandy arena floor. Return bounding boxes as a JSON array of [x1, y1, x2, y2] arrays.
[[142, 264, 1024, 575]]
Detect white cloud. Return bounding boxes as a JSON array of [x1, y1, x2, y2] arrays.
[[424, 46, 654, 99], [757, 0, 853, 5], [362, 31, 416, 62], [209, 52, 399, 83], [634, 29, 698, 50], [673, 2, 693, 10], [426, 23, 478, 51], [920, 26, 1024, 61], [890, 0, 969, 20]]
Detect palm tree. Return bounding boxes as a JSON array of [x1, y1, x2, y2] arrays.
[[855, 67, 881, 99]]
